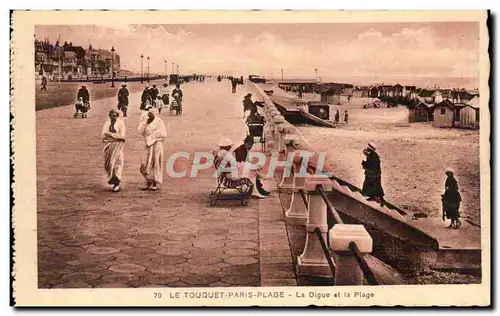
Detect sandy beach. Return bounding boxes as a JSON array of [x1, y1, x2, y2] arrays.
[[296, 94, 480, 224]]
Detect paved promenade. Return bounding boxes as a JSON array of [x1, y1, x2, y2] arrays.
[[36, 80, 295, 288]]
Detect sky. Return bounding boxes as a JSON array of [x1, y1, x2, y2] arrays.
[[35, 23, 479, 86]]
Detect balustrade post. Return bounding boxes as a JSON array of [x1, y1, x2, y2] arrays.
[[285, 157, 309, 225], [297, 176, 334, 277], [278, 134, 301, 192], [270, 115, 285, 154], [329, 224, 373, 285]]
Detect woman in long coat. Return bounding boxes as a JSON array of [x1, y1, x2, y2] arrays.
[[361, 142, 385, 203], [442, 167, 462, 229]]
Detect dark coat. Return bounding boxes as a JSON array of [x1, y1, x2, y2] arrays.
[[141, 89, 152, 110], [118, 87, 129, 104], [361, 151, 384, 197], [442, 176, 461, 219], [150, 87, 159, 99], [335, 111, 340, 122], [243, 97, 256, 112], [233, 144, 249, 163], [172, 88, 183, 102], [77, 88, 90, 103]]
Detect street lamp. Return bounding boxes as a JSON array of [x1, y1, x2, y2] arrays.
[[281, 68, 283, 79], [176, 64, 179, 76], [140, 54, 144, 83], [164, 60, 167, 81], [147, 56, 150, 82], [313, 68, 318, 99], [55, 42, 61, 85], [111, 46, 115, 87]]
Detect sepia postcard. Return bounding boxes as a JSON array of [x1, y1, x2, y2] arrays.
[[11, 10, 490, 307]]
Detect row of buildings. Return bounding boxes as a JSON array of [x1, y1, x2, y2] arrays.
[[35, 38, 121, 80]]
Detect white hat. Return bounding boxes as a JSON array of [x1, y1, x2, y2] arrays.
[[217, 137, 233, 147], [445, 167, 455, 174], [368, 142, 377, 151]]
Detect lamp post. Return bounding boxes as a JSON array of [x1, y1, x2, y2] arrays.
[[140, 54, 144, 83], [313, 68, 318, 100], [164, 60, 167, 81], [281, 68, 283, 79], [147, 56, 150, 82], [176, 64, 179, 76], [111, 46, 115, 87], [55, 42, 61, 85]]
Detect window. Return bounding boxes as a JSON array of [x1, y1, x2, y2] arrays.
[[440, 108, 446, 115]]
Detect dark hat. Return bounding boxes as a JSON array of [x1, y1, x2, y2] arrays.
[[245, 93, 252, 97]]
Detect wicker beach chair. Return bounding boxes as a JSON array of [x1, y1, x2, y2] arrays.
[[209, 151, 253, 206]]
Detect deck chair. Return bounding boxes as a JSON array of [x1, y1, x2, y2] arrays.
[[209, 151, 253, 206]]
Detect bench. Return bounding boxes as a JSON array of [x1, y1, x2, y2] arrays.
[[209, 151, 253, 206]]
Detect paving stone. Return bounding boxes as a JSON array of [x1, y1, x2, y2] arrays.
[[60, 272, 101, 282], [159, 241, 194, 249], [146, 264, 184, 275], [186, 256, 223, 265], [140, 274, 181, 286], [181, 274, 220, 285], [221, 263, 260, 277], [221, 275, 260, 286], [194, 234, 226, 242], [150, 256, 187, 266], [260, 279, 297, 286], [193, 240, 225, 249], [99, 273, 141, 284], [224, 256, 259, 265], [181, 263, 225, 275], [164, 234, 196, 242], [93, 283, 132, 288], [224, 248, 259, 257], [86, 247, 121, 255], [52, 281, 93, 288], [227, 234, 258, 241], [155, 247, 191, 257], [109, 263, 146, 274], [188, 247, 225, 257], [206, 281, 231, 287], [260, 256, 292, 264], [225, 241, 258, 250], [60, 239, 95, 247], [65, 261, 111, 272]]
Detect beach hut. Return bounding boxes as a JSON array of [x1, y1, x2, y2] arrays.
[[432, 99, 455, 128], [453, 96, 480, 130], [408, 101, 435, 123], [320, 88, 341, 105]]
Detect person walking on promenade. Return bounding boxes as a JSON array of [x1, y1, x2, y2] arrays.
[[77, 85, 90, 104], [344, 110, 349, 124], [158, 83, 170, 114], [334, 110, 340, 124], [41, 76, 47, 91], [141, 85, 152, 111], [138, 109, 167, 191], [441, 167, 462, 229], [117, 84, 129, 117], [231, 78, 238, 93], [242, 93, 257, 119], [150, 84, 159, 108], [361, 142, 385, 204], [101, 109, 126, 192]]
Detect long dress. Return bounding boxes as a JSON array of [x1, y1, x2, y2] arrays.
[[101, 119, 126, 186], [361, 152, 385, 198], [442, 176, 462, 219], [138, 115, 167, 184]]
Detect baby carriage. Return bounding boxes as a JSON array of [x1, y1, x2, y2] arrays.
[[170, 97, 182, 115], [74, 97, 90, 118]]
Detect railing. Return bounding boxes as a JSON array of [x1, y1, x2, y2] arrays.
[[252, 81, 378, 286]]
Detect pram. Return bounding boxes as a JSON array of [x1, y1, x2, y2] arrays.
[[246, 121, 266, 151], [170, 98, 182, 115], [74, 97, 90, 118]]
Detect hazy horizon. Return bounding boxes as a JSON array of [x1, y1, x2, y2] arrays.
[[35, 22, 479, 89]]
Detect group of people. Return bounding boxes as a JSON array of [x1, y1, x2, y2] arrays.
[[361, 142, 462, 229], [212, 91, 270, 199], [100, 82, 178, 192], [101, 105, 167, 192]]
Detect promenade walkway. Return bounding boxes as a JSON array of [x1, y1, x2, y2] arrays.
[[36, 80, 295, 288]]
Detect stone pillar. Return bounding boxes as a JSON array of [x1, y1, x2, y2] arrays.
[[329, 224, 373, 286], [285, 160, 309, 225], [297, 175, 334, 277], [278, 134, 301, 192], [271, 115, 285, 155]]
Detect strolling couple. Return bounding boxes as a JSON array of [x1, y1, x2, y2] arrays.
[[101, 108, 167, 192]]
